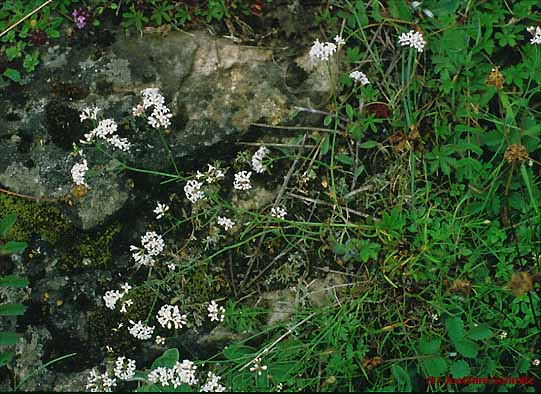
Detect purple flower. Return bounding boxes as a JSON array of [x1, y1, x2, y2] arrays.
[[72, 8, 90, 29]]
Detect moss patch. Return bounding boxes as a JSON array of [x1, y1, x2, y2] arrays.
[[0, 194, 71, 244]]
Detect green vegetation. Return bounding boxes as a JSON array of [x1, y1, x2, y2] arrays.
[[1, 0, 541, 392]]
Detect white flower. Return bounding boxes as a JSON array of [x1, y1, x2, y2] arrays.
[[217, 216, 235, 231], [114, 356, 136, 380], [106, 134, 131, 152], [148, 104, 173, 129], [80, 106, 99, 122], [196, 164, 225, 184], [184, 179, 206, 203], [157, 304, 188, 330], [249, 357, 268, 376], [334, 35, 346, 46], [207, 300, 226, 322], [120, 283, 132, 294], [398, 30, 426, 52], [71, 159, 89, 186], [119, 299, 133, 313], [141, 88, 166, 109], [533, 359, 540, 366], [148, 367, 173, 387], [155, 336, 166, 345], [234, 171, 252, 190], [251, 146, 270, 173], [154, 202, 170, 220], [103, 290, 122, 310], [430, 313, 439, 321], [309, 39, 337, 61], [499, 331, 508, 339], [527, 26, 541, 45], [201, 371, 226, 392], [141, 231, 165, 256], [171, 360, 198, 387], [132, 103, 146, 117], [93, 118, 118, 139], [86, 369, 117, 392], [270, 206, 287, 220], [168, 263, 176, 271], [130, 245, 155, 267], [128, 320, 155, 340], [349, 70, 370, 86]]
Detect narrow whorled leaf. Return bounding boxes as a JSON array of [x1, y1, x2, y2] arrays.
[[0, 351, 15, 367]]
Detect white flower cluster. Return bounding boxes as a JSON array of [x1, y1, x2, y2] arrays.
[[217, 216, 235, 231], [398, 30, 426, 53], [251, 146, 270, 173], [270, 206, 287, 220], [154, 202, 170, 220], [249, 357, 268, 376], [103, 282, 132, 312], [86, 369, 117, 392], [81, 118, 131, 152], [71, 159, 88, 186], [155, 336, 166, 345], [207, 300, 225, 322], [128, 319, 155, 340], [114, 356, 136, 380], [134, 88, 173, 129], [309, 39, 337, 61], [196, 164, 225, 184], [233, 171, 252, 190], [79, 106, 99, 122], [201, 372, 226, 392], [533, 359, 540, 366], [130, 231, 165, 267], [349, 71, 370, 86], [147, 360, 198, 388], [184, 179, 206, 204], [157, 304, 187, 330], [527, 26, 541, 45]]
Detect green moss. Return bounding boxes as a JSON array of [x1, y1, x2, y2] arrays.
[[0, 194, 72, 244], [182, 267, 219, 304], [61, 223, 122, 269], [122, 285, 158, 323]]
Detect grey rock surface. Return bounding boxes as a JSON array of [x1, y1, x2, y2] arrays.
[[0, 30, 325, 230]]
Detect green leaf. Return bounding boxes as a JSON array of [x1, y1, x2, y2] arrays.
[[223, 344, 256, 363], [45, 28, 60, 38], [0, 213, 17, 237], [323, 115, 332, 126], [345, 104, 354, 120], [359, 141, 378, 149], [151, 348, 179, 369], [0, 303, 27, 316], [354, 0, 369, 26], [421, 357, 447, 377], [136, 384, 162, 392], [0, 332, 21, 345], [391, 364, 412, 391], [466, 325, 492, 340], [321, 135, 330, 156], [445, 316, 465, 343], [2, 68, 20, 82], [0, 276, 29, 288], [336, 154, 354, 165], [450, 360, 470, 378], [419, 337, 441, 355], [0, 351, 15, 367], [454, 338, 479, 359], [0, 241, 27, 255]]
